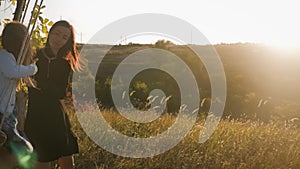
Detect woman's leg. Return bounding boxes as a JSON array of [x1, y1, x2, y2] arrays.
[[35, 161, 51, 169], [58, 155, 75, 169]]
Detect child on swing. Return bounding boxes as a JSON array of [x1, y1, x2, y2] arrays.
[[0, 21, 38, 168]]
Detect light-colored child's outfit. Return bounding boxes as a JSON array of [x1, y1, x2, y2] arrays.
[[0, 49, 37, 153]]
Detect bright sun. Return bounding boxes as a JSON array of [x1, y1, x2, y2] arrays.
[[264, 39, 300, 51]]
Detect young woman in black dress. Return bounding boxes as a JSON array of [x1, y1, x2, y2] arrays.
[[25, 20, 80, 169]]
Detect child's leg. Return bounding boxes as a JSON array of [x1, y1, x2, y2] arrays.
[[0, 111, 33, 153], [0, 111, 37, 169]]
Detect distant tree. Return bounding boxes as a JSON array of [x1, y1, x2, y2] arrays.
[[155, 39, 175, 48]]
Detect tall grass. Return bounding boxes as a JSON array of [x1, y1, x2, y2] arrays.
[[67, 107, 300, 169]]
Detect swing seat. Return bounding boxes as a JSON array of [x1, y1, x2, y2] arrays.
[[0, 113, 33, 153]]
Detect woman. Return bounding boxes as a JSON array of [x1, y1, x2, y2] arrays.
[[0, 21, 38, 169], [25, 20, 80, 169]]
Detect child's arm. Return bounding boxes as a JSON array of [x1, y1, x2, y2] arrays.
[[0, 52, 38, 79]]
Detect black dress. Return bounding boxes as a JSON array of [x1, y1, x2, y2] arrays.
[[24, 49, 78, 162]]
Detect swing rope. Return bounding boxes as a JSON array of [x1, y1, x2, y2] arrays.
[[19, 0, 44, 65]]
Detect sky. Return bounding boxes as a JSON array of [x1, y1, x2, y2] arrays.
[[1, 0, 300, 48]]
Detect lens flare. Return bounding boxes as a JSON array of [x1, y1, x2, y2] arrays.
[[10, 142, 37, 169]]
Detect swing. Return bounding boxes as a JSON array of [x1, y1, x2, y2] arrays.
[[0, 0, 43, 153]]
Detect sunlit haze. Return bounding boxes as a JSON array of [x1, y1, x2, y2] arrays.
[[1, 0, 300, 48]]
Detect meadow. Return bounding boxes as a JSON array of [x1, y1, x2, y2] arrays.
[[64, 42, 300, 169], [68, 108, 300, 169]]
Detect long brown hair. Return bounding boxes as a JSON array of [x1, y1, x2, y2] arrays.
[[45, 20, 80, 71], [1, 21, 33, 66]]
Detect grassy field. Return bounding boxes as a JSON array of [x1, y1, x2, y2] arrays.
[[64, 107, 300, 169], [65, 43, 300, 168]]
